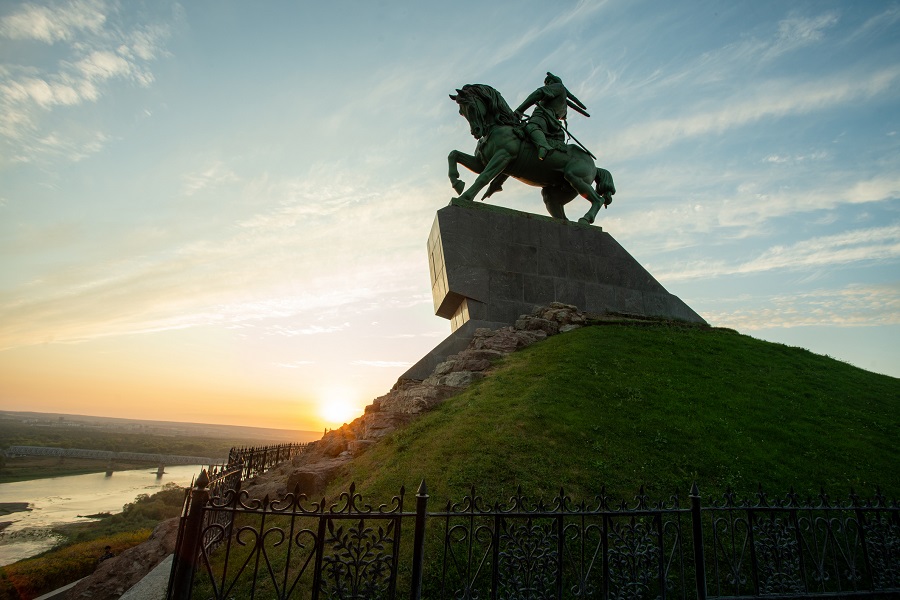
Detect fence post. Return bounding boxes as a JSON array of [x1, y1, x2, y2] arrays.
[[410, 480, 429, 600], [690, 483, 707, 600], [168, 469, 210, 600], [850, 489, 875, 590]]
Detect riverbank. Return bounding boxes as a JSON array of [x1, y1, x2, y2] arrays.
[[0, 465, 199, 567], [0, 482, 185, 598]]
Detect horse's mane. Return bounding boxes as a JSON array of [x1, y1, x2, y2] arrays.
[[462, 84, 520, 127]]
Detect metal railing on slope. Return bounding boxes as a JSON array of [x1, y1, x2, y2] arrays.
[[166, 481, 900, 600], [168, 441, 311, 597]]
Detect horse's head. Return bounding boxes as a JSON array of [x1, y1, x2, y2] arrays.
[[450, 84, 518, 140], [450, 86, 487, 139]]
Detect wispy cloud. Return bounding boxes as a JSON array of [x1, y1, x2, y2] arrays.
[[481, 0, 609, 70], [268, 323, 350, 337], [351, 360, 413, 368], [605, 172, 900, 251], [0, 0, 171, 163], [183, 162, 240, 196], [759, 12, 839, 62], [0, 162, 437, 350], [705, 283, 900, 330], [607, 66, 900, 159], [0, 0, 106, 43], [844, 5, 900, 45], [659, 225, 900, 282], [276, 360, 316, 369]]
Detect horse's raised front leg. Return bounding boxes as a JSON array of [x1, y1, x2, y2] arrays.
[[456, 150, 513, 202], [448, 150, 484, 197]]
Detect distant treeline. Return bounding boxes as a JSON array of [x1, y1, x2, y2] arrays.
[[0, 420, 234, 458], [0, 419, 313, 463]]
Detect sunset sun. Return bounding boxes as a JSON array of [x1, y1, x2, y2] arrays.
[[318, 386, 362, 427]]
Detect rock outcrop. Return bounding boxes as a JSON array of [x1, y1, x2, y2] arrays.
[[67, 517, 179, 599]]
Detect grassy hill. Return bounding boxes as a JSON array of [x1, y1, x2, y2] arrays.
[[329, 322, 899, 506]]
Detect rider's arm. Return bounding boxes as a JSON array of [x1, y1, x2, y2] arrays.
[[515, 87, 548, 115]]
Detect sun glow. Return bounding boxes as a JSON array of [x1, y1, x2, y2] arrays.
[[318, 385, 363, 426]]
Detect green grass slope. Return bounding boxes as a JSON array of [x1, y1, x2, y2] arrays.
[[330, 323, 899, 506]]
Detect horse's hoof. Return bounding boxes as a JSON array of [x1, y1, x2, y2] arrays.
[[578, 217, 592, 225]]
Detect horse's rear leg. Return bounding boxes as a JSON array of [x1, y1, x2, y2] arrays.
[[542, 186, 577, 220]]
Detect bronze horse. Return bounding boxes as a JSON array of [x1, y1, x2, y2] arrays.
[[448, 83, 615, 224]]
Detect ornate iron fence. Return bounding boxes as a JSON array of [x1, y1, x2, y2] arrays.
[[168, 442, 309, 598], [227, 443, 309, 481], [167, 479, 899, 600]]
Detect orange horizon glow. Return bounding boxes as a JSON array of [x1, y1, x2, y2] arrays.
[[0, 332, 385, 433]]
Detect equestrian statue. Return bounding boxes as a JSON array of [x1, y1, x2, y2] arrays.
[[448, 73, 615, 225]]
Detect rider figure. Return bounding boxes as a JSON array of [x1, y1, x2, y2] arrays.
[[515, 72, 589, 160]]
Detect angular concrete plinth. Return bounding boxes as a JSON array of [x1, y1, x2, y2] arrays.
[[429, 199, 705, 328], [403, 199, 705, 381]]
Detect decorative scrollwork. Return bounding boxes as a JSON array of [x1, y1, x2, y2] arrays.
[[319, 517, 397, 599], [752, 514, 804, 594], [607, 516, 660, 600], [497, 517, 558, 599], [328, 482, 405, 515], [864, 512, 900, 589], [711, 512, 751, 593]]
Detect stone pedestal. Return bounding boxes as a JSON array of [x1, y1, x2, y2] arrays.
[[403, 199, 705, 381], [429, 199, 704, 328]]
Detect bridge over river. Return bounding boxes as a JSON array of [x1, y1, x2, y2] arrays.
[[4, 445, 223, 476]]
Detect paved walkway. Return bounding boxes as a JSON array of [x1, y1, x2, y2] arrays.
[[120, 554, 172, 600]]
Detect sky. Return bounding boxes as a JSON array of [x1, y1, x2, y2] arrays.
[[1, 0, 898, 432]]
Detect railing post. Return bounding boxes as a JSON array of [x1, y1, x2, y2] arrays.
[[410, 480, 429, 600], [690, 483, 707, 600], [851, 489, 875, 591], [168, 469, 211, 600]]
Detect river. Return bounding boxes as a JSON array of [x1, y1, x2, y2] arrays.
[[0, 465, 202, 566]]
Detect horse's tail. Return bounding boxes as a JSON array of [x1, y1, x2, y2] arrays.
[[594, 167, 616, 200]]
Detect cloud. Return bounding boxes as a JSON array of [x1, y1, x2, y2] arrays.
[[276, 361, 316, 369], [762, 152, 829, 165], [478, 0, 609, 70], [351, 360, 413, 368], [267, 323, 350, 337], [604, 171, 900, 253], [761, 12, 839, 62], [0, 0, 171, 163], [607, 66, 900, 159], [183, 162, 240, 196], [0, 159, 440, 351], [705, 283, 900, 330], [0, 0, 106, 43], [658, 224, 900, 282], [844, 5, 900, 45]]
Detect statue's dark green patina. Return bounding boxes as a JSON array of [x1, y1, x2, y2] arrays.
[[448, 74, 615, 225]]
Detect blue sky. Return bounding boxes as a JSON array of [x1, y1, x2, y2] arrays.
[[1, 0, 898, 430]]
